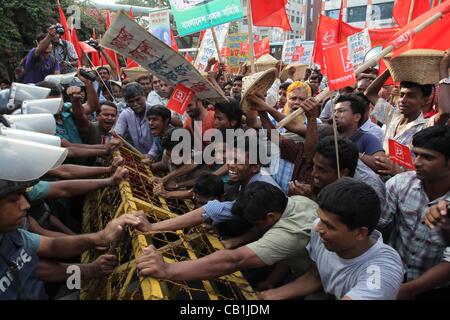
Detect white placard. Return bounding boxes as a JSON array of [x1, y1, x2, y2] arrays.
[[347, 28, 372, 67], [101, 12, 225, 101]]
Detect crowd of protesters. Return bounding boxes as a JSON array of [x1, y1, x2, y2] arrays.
[[1, 23, 450, 300]]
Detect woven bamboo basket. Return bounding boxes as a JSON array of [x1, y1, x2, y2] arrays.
[[383, 49, 445, 85]]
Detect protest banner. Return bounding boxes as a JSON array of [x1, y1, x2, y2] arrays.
[[193, 23, 229, 72], [168, 0, 243, 36], [167, 84, 195, 115], [281, 39, 314, 65], [323, 42, 356, 91], [100, 12, 226, 101], [148, 10, 171, 46], [388, 139, 415, 170], [226, 32, 250, 73], [347, 28, 372, 67]]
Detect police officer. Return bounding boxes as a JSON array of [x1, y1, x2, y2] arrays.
[[0, 178, 141, 299]]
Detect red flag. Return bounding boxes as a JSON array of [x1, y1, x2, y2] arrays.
[[240, 42, 250, 54], [393, 0, 430, 27], [167, 84, 195, 115], [79, 42, 97, 54], [323, 42, 356, 91], [170, 31, 179, 52], [313, 14, 399, 73], [104, 11, 121, 76], [57, 0, 70, 42], [249, 0, 292, 31], [388, 139, 415, 170], [70, 27, 82, 67], [254, 37, 270, 59], [388, 1, 450, 57], [90, 29, 101, 67]]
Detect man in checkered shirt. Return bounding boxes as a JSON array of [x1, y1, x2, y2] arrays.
[[378, 125, 450, 299]]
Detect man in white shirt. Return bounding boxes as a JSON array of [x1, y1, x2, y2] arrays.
[[258, 178, 404, 300]]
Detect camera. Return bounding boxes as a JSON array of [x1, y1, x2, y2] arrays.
[[79, 69, 97, 82], [85, 39, 99, 49], [51, 23, 65, 36]]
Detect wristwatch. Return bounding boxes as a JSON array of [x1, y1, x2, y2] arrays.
[[439, 77, 450, 85]]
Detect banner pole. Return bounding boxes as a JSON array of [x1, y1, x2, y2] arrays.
[[247, 0, 256, 73]]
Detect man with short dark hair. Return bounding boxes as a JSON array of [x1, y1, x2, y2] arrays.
[[213, 99, 242, 130], [231, 75, 243, 100], [136, 75, 153, 97], [333, 94, 385, 171], [365, 51, 450, 152], [0, 178, 140, 299], [146, 105, 172, 162], [114, 82, 158, 162], [258, 178, 404, 300], [23, 29, 60, 84], [135, 181, 318, 284], [379, 125, 450, 299]]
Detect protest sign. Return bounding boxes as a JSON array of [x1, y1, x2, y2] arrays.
[[281, 39, 314, 65], [101, 12, 226, 101], [168, 0, 243, 36], [226, 32, 250, 73], [193, 23, 229, 72], [254, 37, 270, 59], [168, 84, 195, 115], [388, 139, 415, 170], [148, 10, 171, 46], [347, 28, 372, 67], [323, 42, 356, 91]]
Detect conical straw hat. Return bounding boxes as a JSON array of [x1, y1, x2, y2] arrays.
[[383, 49, 445, 85], [241, 68, 277, 113], [280, 63, 308, 82]]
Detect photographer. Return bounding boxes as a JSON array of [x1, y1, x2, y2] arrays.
[[22, 27, 60, 84], [50, 23, 79, 74]]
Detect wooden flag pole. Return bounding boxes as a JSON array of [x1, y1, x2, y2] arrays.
[[407, 0, 415, 24], [247, 0, 256, 73], [277, 10, 446, 130]]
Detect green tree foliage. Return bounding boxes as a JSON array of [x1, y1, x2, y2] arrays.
[[0, 0, 105, 64]]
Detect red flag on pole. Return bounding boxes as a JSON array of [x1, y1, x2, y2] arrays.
[[90, 29, 101, 67], [393, 0, 430, 27], [249, 0, 292, 31], [313, 14, 399, 73], [323, 42, 356, 91], [79, 42, 97, 54], [70, 27, 82, 67], [57, 0, 71, 42], [388, 1, 450, 57]]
